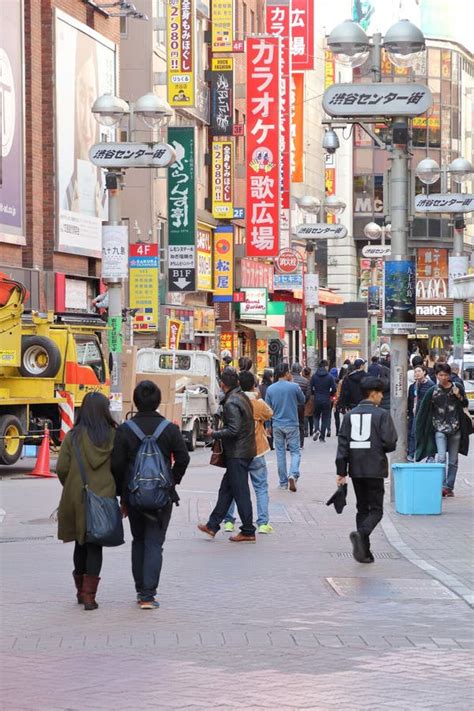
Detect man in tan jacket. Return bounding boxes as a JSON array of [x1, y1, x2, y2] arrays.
[[224, 370, 274, 534]]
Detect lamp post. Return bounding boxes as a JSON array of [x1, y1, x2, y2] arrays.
[[91, 92, 174, 421], [363, 221, 391, 353], [416, 157, 474, 363], [325, 18, 428, 469]]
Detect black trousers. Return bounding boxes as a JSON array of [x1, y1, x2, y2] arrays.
[[334, 408, 341, 435], [208, 457, 255, 536], [73, 541, 103, 576], [128, 503, 173, 602], [313, 402, 331, 439], [352, 478, 385, 539]]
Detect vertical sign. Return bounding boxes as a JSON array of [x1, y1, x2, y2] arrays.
[[129, 244, 159, 331], [291, 0, 314, 71], [383, 260, 416, 332], [196, 223, 213, 291], [212, 140, 234, 219], [291, 73, 304, 182], [166, 318, 183, 349], [168, 127, 196, 291], [324, 49, 336, 225], [213, 225, 234, 302], [167, 0, 195, 107], [210, 58, 234, 136], [325, 168, 336, 225], [246, 37, 281, 257], [211, 0, 234, 52]]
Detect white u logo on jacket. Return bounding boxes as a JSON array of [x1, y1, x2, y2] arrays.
[[350, 414, 372, 449]]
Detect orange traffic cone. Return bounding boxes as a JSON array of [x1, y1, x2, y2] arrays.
[[30, 426, 56, 478]]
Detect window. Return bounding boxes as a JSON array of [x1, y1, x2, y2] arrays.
[[428, 48, 440, 77], [155, 0, 166, 47], [75, 337, 106, 383], [120, 16, 128, 36]]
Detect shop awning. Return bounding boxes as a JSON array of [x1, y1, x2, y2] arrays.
[[236, 323, 281, 340], [319, 288, 344, 305]]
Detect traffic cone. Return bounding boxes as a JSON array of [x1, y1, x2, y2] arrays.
[[30, 426, 56, 478]]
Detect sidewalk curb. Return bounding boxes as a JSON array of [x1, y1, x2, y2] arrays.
[[381, 510, 474, 609]]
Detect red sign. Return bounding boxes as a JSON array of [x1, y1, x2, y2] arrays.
[[246, 37, 281, 257], [291, 0, 314, 71], [233, 40, 245, 52], [130, 243, 158, 258], [233, 124, 245, 136], [275, 249, 299, 274], [241, 258, 274, 293], [291, 73, 304, 182]]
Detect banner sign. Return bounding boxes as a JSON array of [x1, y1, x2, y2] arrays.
[[168, 127, 196, 291], [304, 273, 319, 307], [324, 49, 335, 89], [246, 37, 281, 257], [291, 0, 314, 71], [211, 0, 233, 52], [129, 243, 159, 331], [291, 73, 304, 182], [368, 285, 381, 313], [196, 223, 213, 291], [325, 168, 336, 225], [166, 318, 183, 350], [240, 287, 268, 320], [101, 225, 128, 280], [241, 259, 274, 292], [212, 140, 234, 219], [323, 84, 433, 117], [415, 193, 474, 213], [448, 255, 469, 297], [89, 142, 176, 168], [383, 260, 416, 332], [213, 225, 234, 302], [167, 0, 195, 107], [417, 248, 448, 278], [210, 57, 234, 135]]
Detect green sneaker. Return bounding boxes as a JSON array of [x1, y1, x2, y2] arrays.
[[224, 521, 235, 532], [257, 524, 274, 534]]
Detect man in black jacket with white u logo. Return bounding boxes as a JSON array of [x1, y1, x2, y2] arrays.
[[335, 377, 398, 563]]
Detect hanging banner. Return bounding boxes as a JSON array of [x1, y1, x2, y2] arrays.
[[266, 1, 291, 245], [212, 140, 234, 219], [196, 223, 213, 291], [211, 0, 234, 53], [368, 285, 381, 313], [246, 37, 281, 257], [304, 273, 319, 307], [383, 260, 416, 332], [168, 127, 196, 291], [213, 225, 234, 302], [210, 57, 234, 135], [166, 318, 183, 350], [325, 168, 336, 225], [291, 73, 304, 182], [167, 0, 195, 107], [324, 49, 335, 89], [448, 255, 469, 297], [101, 225, 128, 280], [291, 0, 314, 71], [129, 243, 159, 331]]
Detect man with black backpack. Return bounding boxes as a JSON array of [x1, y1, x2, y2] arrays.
[[111, 380, 190, 609]]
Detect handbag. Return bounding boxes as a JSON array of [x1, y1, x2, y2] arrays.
[[463, 407, 474, 435], [73, 437, 124, 547], [210, 438, 226, 468]]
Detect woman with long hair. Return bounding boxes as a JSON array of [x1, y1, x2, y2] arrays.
[[56, 392, 117, 610]]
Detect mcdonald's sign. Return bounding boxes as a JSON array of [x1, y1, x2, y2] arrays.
[[430, 335, 444, 351]]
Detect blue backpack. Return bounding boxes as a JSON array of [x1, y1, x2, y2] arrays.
[[125, 419, 173, 512]]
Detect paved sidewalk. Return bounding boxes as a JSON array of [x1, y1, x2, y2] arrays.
[[1, 438, 473, 710]]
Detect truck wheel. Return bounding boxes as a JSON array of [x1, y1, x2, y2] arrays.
[[19, 336, 61, 378], [0, 415, 23, 465], [187, 422, 199, 452]]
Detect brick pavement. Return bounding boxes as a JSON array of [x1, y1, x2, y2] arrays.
[[1, 439, 473, 710]]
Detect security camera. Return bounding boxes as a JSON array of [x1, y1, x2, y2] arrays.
[[322, 128, 340, 154]]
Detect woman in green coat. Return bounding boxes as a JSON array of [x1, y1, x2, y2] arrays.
[[57, 392, 116, 610]]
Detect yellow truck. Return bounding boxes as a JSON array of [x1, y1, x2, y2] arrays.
[[0, 274, 110, 465]]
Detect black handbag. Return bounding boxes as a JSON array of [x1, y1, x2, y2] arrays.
[[73, 437, 124, 547]]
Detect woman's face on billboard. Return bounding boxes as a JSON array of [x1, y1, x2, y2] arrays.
[[76, 53, 97, 158]]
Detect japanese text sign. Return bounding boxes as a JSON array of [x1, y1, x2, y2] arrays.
[[210, 58, 234, 135], [417, 248, 448, 278], [240, 258, 274, 292], [240, 288, 268, 319], [101, 225, 128, 281], [212, 140, 234, 220], [168, 127, 196, 246], [129, 243, 159, 332], [291, 73, 304, 182], [246, 37, 281, 257], [323, 84, 433, 117], [89, 142, 176, 168], [383, 260, 417, 333], [166, 318, 183, 350], [196, 223, 213, 291], [415, 194, 474, 213], [167, 0, 195, 107], [291, 0, 314, 71], [213, 225, 234, 301], [211, 0, 234, 52], [325, 168, 336, 225]]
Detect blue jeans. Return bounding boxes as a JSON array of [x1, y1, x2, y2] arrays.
[[225, 455, 269, 526], [435, 430, 461, 490], [273, 425, 301, 486]]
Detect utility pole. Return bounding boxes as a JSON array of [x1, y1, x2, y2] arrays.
[[306, 241, 317, 370], [452, 220, 466, 362]]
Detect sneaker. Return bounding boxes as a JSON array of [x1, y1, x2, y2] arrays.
[[442, 488, 454, 497], [139, 599, 160, 610], [319, 437, 326, 443], [229, 533, 256, 543], [313, 431, 320, 442], [197, 523, 216, 538], [288, 476, 297, 492], [407, 455, 414, 462], [257, 523, 274, 534], [277, 484, 288, 490], [224, 521, 235, 532]]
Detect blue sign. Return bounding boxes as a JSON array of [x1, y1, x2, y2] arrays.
[[274, 273, 303, 290], [233, 207, 245, 219], [383, 259, 416, 332]]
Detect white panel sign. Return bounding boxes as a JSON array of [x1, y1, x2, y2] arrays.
[[361, 245, 391, 258], [295, 223, 347, 239], [304, 273, 319, 307], [240, 288, 268, 319], [448, 256, 469, 297], [415, 193, 474, 213], [168, 245, 196, 269], [101, 225, 128, 280], [323, 84, 432, 117], [89, 142, 177, 168]]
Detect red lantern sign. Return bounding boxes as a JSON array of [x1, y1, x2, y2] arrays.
[[275, 249, 299, 274]]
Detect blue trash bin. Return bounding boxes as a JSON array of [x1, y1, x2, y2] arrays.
[[392, 462, 444, 515]]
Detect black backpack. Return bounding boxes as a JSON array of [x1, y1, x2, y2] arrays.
[[125, 420, 173, 511]]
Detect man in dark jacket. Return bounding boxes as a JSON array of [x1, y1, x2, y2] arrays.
[[367, 356, 382, 377], [338, 358, 368, 411], [291, 362, 310, 447], [335, 377, 398, 563], [310, 360, 336, 443], [111, 380, 190, 609], [198, 367, 257, 542]]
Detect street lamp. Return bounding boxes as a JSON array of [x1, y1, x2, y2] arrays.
[[92, 92, 173, 134]]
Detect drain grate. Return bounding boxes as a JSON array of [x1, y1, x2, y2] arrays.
[[0, 535, 54, 543], [329, 551, 400, 560]]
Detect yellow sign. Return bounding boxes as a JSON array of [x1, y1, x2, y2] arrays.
[[211, 57, 233, 72], [196, 223, 213, 291], [212, 140, 234, 219], [167, 0, 195, 107], [211, 0, 233, 53], [213, 226, 234, 298], [166, 318, 183, 349], [129, 244, 159, 332]]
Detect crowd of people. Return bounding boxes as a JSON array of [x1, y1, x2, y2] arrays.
[[55, 350, 471, 611]]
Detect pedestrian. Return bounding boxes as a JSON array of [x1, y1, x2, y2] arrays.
[[265, 363, 305, 492], [291, 362, 310, 447], [224, 370, 274, 535], [328, 367, 339, 437], [338, 358, 351, 382], [238, 356, 253, 373], [259, 368, 274, 449], [56, 392, 117, 611], [338, 358, 368, 411], [367, 356, 382, 377], [335, 377, 398, 563], [111, 380, 190, 609], [415, 363, 470, 497], [378, 358, 391, 412], [198, 367, 257, 542], [221, 349, 233, 368], [449, 362, 464, 387], [302, 367, 314, 437], [407, 365, 433, 461], [310, 359, 336, 443]]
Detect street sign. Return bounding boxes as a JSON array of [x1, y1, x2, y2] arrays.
[[168, 269, 195, 291], [323, 83, 432, 117], [304, 273, 319, 307], [233, 207, 245, 219], [89, 142, 176, 168], [362, 245, 391, 258], [415, 193, 474, 213], [295, 223, 347, 239], [275, 249, 299, 274]]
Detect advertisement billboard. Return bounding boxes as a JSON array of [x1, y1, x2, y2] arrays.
[[0, 0, 24, 244], [167, 0, 196, 107], [211, 0, 234, 52], [211, 140, 233, 219], [55, 11, 116, 257], [168, 127, 196, 292], [291, 73, 304, 182], [383, 259, 417, 332], [210, 58, 234, 136], [196, 223, 213, 291], [213, 225, 234, 301], [291, 0, 314, 71], [129, 243, 159, 332]]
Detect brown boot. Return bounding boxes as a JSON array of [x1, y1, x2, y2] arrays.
[[72, 571, 84, 604], [82, 575, 100, 610]]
